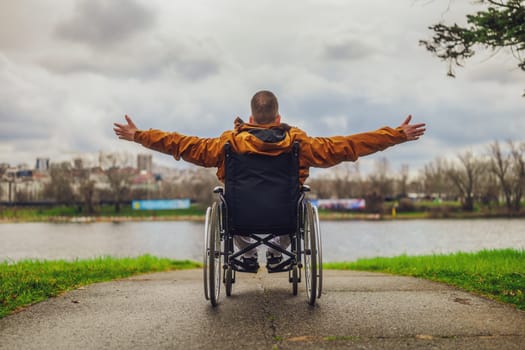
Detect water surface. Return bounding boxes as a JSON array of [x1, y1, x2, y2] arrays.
[[1, 219, 524, 262]]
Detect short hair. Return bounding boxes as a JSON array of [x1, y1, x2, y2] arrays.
[[250, 90, 279, 124]]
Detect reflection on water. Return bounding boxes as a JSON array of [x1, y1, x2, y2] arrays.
[[0, 219, 524, 262]]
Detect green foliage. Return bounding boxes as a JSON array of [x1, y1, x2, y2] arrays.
[[420, 0, 525, 94], [325, 249, 525, 310], [0, 255, 200, 318]]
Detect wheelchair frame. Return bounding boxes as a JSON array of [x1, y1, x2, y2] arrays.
[[203, 180, 323, 307]]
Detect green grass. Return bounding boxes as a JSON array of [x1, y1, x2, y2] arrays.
[[0, 205, 206, 220], [0, 255, 201, 318], [325, 249, 525, 310]]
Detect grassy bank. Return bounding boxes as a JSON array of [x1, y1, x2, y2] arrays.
[[0, 255, 200, 318], [2, 206, 524, 223], [325, 249, 525, 310], [0, 205, 207, 222]]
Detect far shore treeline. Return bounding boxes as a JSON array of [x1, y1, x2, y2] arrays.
[[0, 140, 524, 219]]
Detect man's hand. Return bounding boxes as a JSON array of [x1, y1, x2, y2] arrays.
[[114, 115, 138, 141], [398, 115, 426, 141]]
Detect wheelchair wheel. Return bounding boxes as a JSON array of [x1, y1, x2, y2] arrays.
[[303, 202, 318, 305], [203, 206, 212, 300], [225, 266, 234, 297], [208, 202, 222, 306], [290, 265, 298, 296], [312, 205, 323, 298]]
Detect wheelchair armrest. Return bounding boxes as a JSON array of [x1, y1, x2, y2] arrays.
[[301, 185, 311, 193], [213, 186, 224, 194]]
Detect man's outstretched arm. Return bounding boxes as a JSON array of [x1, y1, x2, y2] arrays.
[[301, 115, 426, 168], [113, 115, 222, 168]]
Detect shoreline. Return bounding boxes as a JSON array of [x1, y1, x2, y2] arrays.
[[1, 212, 524, 224]]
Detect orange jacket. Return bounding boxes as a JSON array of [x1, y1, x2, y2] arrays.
[[134, 117, 408, 184]]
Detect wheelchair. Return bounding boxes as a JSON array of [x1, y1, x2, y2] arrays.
[[203, 142, 323, 306]]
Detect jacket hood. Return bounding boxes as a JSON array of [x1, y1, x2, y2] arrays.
[[233, 117, 292, 144]]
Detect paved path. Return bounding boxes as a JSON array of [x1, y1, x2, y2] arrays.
[[1, 269, 524, 349]]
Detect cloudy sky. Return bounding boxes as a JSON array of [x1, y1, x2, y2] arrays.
[[0, 0, 523, 176]]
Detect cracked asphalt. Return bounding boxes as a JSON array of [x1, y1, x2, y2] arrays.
[[1, 269, 524, 349]]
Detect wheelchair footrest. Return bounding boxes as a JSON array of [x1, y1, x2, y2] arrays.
[[231, 259, 259, 274], [266, 262, 294, 274]]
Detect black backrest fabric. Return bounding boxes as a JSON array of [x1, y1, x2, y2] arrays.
[[224, 143, 300, 235]]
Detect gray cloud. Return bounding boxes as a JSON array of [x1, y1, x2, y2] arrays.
[[282, 92, 399, 136], [466, 63, 524, 84], [39, 35, 222, 81], [323, 38, 376, 61], [0, 106, 50, 142], [55, 0, 155, 48], [175, 59, 220, 81]]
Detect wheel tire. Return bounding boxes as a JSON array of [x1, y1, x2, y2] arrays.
[[208, 202, 221, 306], [303, 202, 318, 306], [291, 266, 298, 296], [203, 207, 212, 300], [313, 205, 323, 299], [225, 267, 233, 297]]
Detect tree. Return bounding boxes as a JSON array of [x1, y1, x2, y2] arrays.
[[78, 170, 97, 214], [44, 162, 75, 204], [490, 141, 525, 212], [397, 163, 410, 197], [447, 151, 486, 211], [106, 167, 134, 213], [420, 0, 525, 95], [420, 157, 452, 199], [368, 157, 394, 198], [101, 152, 134, 213], [478, 162, 500, 207]]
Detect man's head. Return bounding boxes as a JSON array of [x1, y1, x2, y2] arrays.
[[250, 90, 280, 125]]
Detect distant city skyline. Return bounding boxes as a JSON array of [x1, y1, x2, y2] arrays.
[[1, 1, 523, 174]]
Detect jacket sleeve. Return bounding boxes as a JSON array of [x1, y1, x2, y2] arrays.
[[134, 129, 223, 168], [300, 127, 407, 168]]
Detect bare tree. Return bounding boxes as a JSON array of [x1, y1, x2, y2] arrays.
[[307, 177, 335, 199], [78, 172, 96, 214], [329, 163, 362, 198], [106, 167, 135, 213], [420, 157, 451, 199], [509, 142, 525, 212], [44, 162, 75, 204], [146, 167, 220, 207], [368, 157, 394, 198], [103, 152, 135, 213], [489, 141, 525, 213], [72, 158, 97, 214], [397, 163, 410, 197], [447, 151, 485, 211], [306, 163, 363, 199], [477, 161, 500, 208]]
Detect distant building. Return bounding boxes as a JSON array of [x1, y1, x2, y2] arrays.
[[73, 158, 83, 169], [137, 154, 152, 173], [35, 158, 50, 172]]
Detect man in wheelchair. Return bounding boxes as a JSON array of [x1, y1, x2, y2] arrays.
[[114, 90, 425, 305]]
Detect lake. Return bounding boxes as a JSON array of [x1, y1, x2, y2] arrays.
[[1, 219, 524, 262]]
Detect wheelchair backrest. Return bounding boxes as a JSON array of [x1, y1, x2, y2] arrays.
[[224, 142, 300, 235]]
